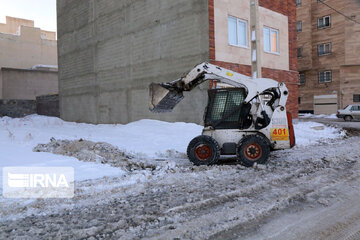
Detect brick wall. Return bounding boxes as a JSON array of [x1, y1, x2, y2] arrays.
[[262, 68, 299, 117], [208, 0, 298, 118]]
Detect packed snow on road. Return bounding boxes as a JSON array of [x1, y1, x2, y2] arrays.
[[1, 115, 359, 240]]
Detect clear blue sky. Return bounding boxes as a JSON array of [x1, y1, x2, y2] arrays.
[[0, 0, 56, 32]]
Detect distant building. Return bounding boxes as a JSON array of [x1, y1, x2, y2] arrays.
[[0, 67, 58, 100], [0, 16, 57, 69], [57, 0, 298, 124], [0, 16, 58, 100], [297, 0, 360, 114]]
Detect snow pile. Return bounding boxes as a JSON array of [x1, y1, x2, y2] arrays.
[[294, 121, 346, 146], [299, 113, 338, 119]]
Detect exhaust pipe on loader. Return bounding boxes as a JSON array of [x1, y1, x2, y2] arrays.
[[149, 83, 184, 113]]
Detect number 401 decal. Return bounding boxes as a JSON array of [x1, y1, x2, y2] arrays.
[[270, 128, 289, 141]]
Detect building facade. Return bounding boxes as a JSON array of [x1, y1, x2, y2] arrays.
[[0, 68, 58, 100], [297, 0, 360, 114], [57, 0, 298, 124], [0, 16, 58, 69], [0, 16, 58, 101]]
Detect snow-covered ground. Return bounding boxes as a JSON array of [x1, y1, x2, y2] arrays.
[[0, 115, 358, 239], [299, 113, 338, 119], [0, 115, 202, 184], [0, 114, 345, 185]]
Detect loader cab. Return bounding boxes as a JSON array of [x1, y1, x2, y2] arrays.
[[204, 88, 253, 130]]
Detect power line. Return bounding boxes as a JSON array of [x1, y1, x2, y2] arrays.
[[318, 0, 360, 25]]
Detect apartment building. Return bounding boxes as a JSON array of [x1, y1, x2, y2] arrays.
[[57, 0, 298, 124], [297, 0, 360, 114]]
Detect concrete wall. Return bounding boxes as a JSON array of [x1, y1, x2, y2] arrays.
[[0, 68, 58, 100], [58, 0, 210, 124], [214, 0, 289, 71], [36, 94, 60, 117]]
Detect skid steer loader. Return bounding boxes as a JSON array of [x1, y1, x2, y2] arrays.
[[149, 62, 295, 166]]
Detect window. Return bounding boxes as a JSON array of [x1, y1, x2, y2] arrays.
[[297, 21, 302, 32], [354, 94, 360, 102], [297, 47, 303, 58], [298, 97, 301, 104], [318, 15, 331, 29], [264, 27, 279, 54], [351, 105, 360, 111], [296, 0, 301, 7], [205, 89, 246, 129], [299, 73, 306, 84], [319, 71, 332, 83], [318, 43, 331, 56], [228, 16, 248, 48]]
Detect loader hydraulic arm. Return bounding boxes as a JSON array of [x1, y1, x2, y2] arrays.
[[149, 62, 288, 112]]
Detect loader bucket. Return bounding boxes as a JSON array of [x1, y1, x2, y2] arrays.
[[149, 83, 184, 112]]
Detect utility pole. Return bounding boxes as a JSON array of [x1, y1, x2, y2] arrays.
[[250, 0, 262, 78]]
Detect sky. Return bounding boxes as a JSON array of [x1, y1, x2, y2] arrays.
[[0, 0, 56, 32]]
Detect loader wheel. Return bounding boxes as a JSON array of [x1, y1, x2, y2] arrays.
[[236, 135, 270, 167], [187, 135, 220, 166]]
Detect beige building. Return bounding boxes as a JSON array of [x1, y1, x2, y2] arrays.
[[0, 16, 58, 100], [297, 0, 360, 114]]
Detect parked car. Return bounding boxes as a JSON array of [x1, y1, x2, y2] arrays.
[[337, 105, 360, 121]]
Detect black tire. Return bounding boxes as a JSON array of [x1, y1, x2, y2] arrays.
[[187, 135, 220, 166], [236, 135, 270, 167], [344, 115, 353, 122]]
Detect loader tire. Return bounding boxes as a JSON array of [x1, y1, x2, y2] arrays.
[[187, 135, 220, 166], [237, 135, 270, 167]]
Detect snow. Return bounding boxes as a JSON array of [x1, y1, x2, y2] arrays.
[[299, 113, 338, 119], [0, 115, 345, 187], [252, 49, 257, 62], [31, 64, 58, 70], [0, 115, 352, 232], [252, 30, 256, 41], [293, 121, 345, 146]]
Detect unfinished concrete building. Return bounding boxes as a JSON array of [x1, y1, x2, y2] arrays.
[[57, 0, 298, 124]]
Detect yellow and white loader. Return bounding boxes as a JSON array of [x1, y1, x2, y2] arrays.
[[149, 62, 295, 166]]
